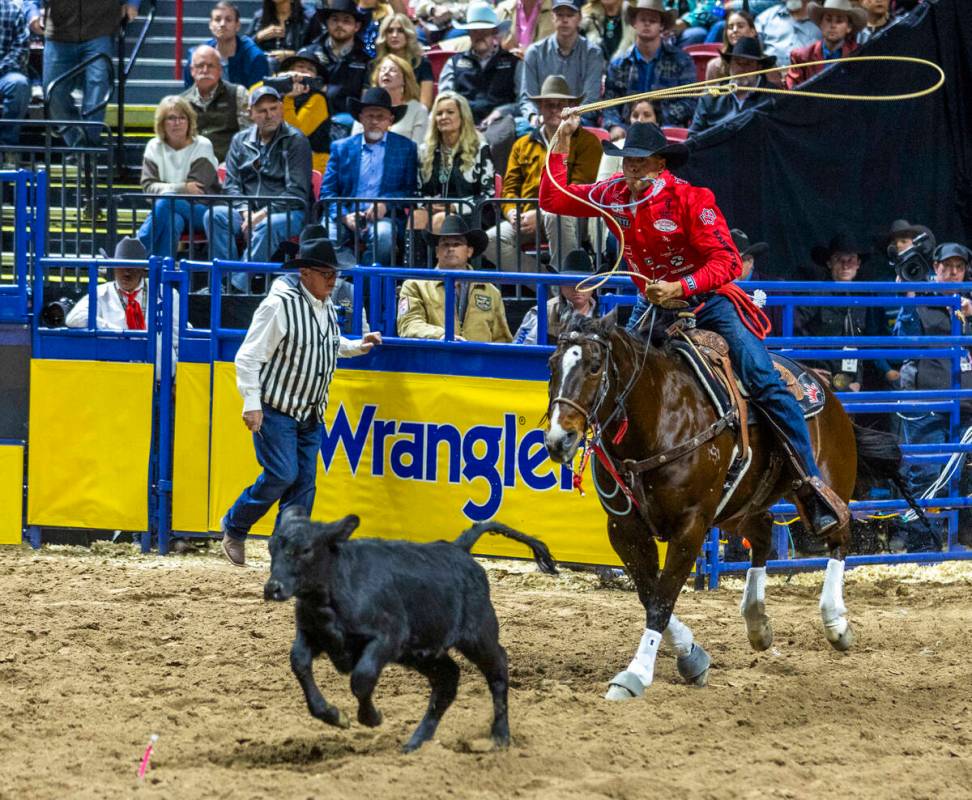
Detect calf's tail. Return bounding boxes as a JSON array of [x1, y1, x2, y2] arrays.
[[453, 521, 559, 575]]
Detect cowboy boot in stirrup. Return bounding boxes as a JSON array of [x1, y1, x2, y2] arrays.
[[793, 476, 851, 540]]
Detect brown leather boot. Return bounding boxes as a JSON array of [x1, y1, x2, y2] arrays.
[[221, 534, 245, 566], [796, 477, 850, 539]]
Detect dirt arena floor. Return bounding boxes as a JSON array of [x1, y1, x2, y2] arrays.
[[1, 542, 970, 800]]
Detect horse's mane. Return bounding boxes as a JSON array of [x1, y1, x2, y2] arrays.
[[564, 311, 653, 355]]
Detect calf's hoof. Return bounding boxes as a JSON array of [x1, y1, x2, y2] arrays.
[[747, 620, 774, 652], [604, 670, 644, 701], [357, 705, 383, 728], [825, 620, 855, 652], [318, 706, 350, 729], [676, 643, 711, 688]]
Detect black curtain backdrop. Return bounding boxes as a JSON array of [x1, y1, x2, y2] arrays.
[[679, 0, 972, 280]]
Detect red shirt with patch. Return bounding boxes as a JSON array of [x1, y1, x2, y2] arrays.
[[539, 154, 743, 298]]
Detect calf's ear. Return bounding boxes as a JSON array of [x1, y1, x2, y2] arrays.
[[335, 514, 360, 542], [280, 505, 307, 524]]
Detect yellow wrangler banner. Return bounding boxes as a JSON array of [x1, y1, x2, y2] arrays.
[[209, 365, 639, 565], [172, 362, 212, 533], [0, 444, 24, 544]]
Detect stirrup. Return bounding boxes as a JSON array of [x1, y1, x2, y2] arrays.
[[794, 476, 850, 536]]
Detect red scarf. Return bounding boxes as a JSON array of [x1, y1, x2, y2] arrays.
[[121, 287, 146, 330]]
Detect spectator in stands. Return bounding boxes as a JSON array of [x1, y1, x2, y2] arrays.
[[603, 0, 697, 136], [596, 99, 658, 180], [181, 44, 251, 162], [207, 86, 312, 272], [858, 0, 895, 44], [689, 38, 774, 134], [886, 218, 935, 256], [0, 0, 29, 149], [513, 248, 597, 344], [499, 0, 553, 57], [673, 0, 728, 47], [137, 96, 220, 259], [353, 54, 428, 143], [486, 75, 600, 272], [520, 0, 604, 128], [373, 14, 434, 109], [398, 215, 513, 342], [258, 47, 332, 172], [437, 4, 520, 175], [756, 0, 820, 67], [22, 0, 43, 35], [43, 0, 139, 148], [311, 0, 370, 142], [182, 2, 270, 90], [732, 228, 769, 282], [580, 0, 626, 63], [249, 0, 322, 67], [320, 87, 418, 266], [66, 236, 150, 330], [786, 0, 863, 89], [356, 0, 393, 57], [705, 9, 757, 80]]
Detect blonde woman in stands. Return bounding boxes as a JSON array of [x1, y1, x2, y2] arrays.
[[352, 54, 428, 143], [138, 96, 221, 259], [373, 14, 435, 109]]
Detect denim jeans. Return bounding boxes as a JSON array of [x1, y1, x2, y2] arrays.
[[895, 411, 948, 551], [0, 71, 30, 146], [43, 36, 113, 147], [223, 403, 322, 540], [137, 198, 210, 258], [335, 217, 396, 268], [205, 205, 304, 290]]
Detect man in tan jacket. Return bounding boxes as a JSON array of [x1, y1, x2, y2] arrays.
[[397, 216, 513, 342]]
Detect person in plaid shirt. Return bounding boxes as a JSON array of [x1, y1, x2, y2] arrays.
[[0, 0, 30, 148]]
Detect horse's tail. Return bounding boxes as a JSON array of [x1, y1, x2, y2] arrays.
[[452, 521, 559, 575], [852, 423, 933, 533]]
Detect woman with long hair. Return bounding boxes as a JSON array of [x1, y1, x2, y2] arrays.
[[373, 13, 434, 109], [705, 9, 757, 80], [138, 96, 220, 258], [249, 0, 322, 66], [353, 54, 428, 142]]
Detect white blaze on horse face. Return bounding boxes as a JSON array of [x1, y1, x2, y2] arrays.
[[548, 345, 584, 437]]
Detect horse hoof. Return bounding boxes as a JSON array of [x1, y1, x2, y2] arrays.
[[747, 621, 774, 652], [826, 622, 855, 652], [604, 670, 644, 701], [676, 643, 711, 687]]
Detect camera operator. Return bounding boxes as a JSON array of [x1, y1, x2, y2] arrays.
[[258, 47, 331, 173], [891, 241, 972, 551]]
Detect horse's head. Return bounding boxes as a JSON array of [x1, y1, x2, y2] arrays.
[[544, 310, 618, 463]]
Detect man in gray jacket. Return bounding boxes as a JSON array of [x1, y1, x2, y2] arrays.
[[206, 86, 312, 280]]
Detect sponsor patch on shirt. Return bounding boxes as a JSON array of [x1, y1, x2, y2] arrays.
[[653, 219, 677, 233], [398, 296, 409, 315], [699, 208, 717, 226], [456, 57, 474, 70], [671, 254, 684, 267], [684, 274, 698, 292], [474, 293, 492, 311], [615, 215, 630, 228]]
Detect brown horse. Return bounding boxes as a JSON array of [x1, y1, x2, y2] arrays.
[[543, 311, 890, 700]]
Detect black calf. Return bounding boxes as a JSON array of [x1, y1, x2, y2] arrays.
[[263, 508, 557, 752]]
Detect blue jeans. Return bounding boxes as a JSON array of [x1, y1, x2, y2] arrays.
[[223, 404, 322, 540], [205, 205, 304, 290], [335, 217, 396, 267], [0, 71, 30, 146], [629, 293, 822, 478], [138, 198, 210, 258], [43, 37, 113, 147], [896, 411, 948, 550]]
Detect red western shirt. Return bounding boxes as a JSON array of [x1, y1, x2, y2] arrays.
[[539, 154, 742, 298]]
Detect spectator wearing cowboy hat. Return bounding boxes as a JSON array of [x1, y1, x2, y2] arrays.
[[689, 37, 775, 134], [397, 215, 513, 342], [310, 0, 371, 142], [486, 74, 601, 272], [519, 0, 604, 128], [602, 0, 697, 136], [221, 225, 382, 566], [785, 0, 864, 88], [732, 228, 769, 282], [66, 237, 151, 331], [255, 46, 332, 172], [320, 86, 418, 266], [513, 248, 598, 344], [885, 218, 936, 256]]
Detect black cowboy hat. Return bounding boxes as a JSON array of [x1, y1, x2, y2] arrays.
[[730, 228, 769, 258], [601, 122, 688, 168], [282, 224, 343, 271], [348, 87, 407, 123], [884, 218, 936, 249], [423, 214, 489, 258], [811, 232, 870, 266], [547, 248, 595, 277], [720, 37, 776, 68], [319, 0, 368, 23], [278, 47, 326, 77]]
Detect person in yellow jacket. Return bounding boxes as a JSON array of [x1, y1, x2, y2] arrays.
[[397, 215, 513, 342], [254, 47, 331, 173]]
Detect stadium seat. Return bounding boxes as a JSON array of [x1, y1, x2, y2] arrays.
[[662, 127, 690, 142], [684, 43, 723, 82], [583, 126, 611, 142], [425, 48, 452, 82]]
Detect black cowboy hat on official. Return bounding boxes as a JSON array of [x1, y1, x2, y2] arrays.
[[319, 0, 368, 24], [281, 224, 343, 271], [884, 218, 936, 249], [423, 214, 489, 259], [528, 74, 583, 104], [278, 47, 326, 77], [808, 0, 867, 33], [730, 229, 769, 258], [348, 87, 407, 123], [720, 37, 776, 68], [601, 122, 689, 169], [811, 232, 870, 266], [624, 0, 676, 29], [546, 248, 595, 277], [98, 236, 147, 261], [451, 3, 512, 34]]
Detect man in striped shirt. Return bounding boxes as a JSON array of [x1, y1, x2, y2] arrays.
[[221, 225, 381, 566]]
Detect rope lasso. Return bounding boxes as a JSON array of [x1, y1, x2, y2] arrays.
[[543, 54, 946, 296]]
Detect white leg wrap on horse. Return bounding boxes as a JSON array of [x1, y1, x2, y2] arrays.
[[626, 628, 663, 688], [663, 614, 694, 658], [819, 558, 848, 637], [739, 566, 766, 618]]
